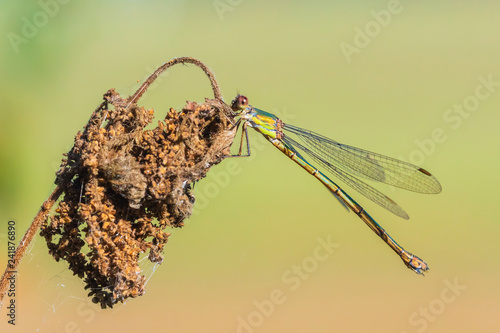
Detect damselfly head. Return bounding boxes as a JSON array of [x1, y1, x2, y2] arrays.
[[230, 94, 249, 112]]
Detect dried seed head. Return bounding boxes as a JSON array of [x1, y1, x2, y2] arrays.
[[41, 89, 236, 308]]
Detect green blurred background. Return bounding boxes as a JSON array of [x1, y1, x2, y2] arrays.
[[1, 0, 499, 332]]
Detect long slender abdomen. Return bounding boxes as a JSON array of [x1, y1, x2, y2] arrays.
[[267, 136, 429, 275]]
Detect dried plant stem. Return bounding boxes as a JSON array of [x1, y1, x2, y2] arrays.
[[127, 56, 222, 108], [0, 57, 226, 308]]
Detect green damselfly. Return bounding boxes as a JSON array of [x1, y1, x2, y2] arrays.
[[230, 95, 441, 275]]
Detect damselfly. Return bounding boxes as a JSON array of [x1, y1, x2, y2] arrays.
[[230, 95, 441, 275]]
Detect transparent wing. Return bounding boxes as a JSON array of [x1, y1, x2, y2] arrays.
[[282, 138, 351, 213], [282, 135, 409, 219], [284, 124, 442, 194]]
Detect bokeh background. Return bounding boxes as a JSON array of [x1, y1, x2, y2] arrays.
[[1, 1, 499, 332]]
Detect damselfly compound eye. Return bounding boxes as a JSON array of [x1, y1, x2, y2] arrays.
[[239, 95, 248, 107], [231, 94, 249, 111]]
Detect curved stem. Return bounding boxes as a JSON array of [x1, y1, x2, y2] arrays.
[[126, 56, 223, 109]]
